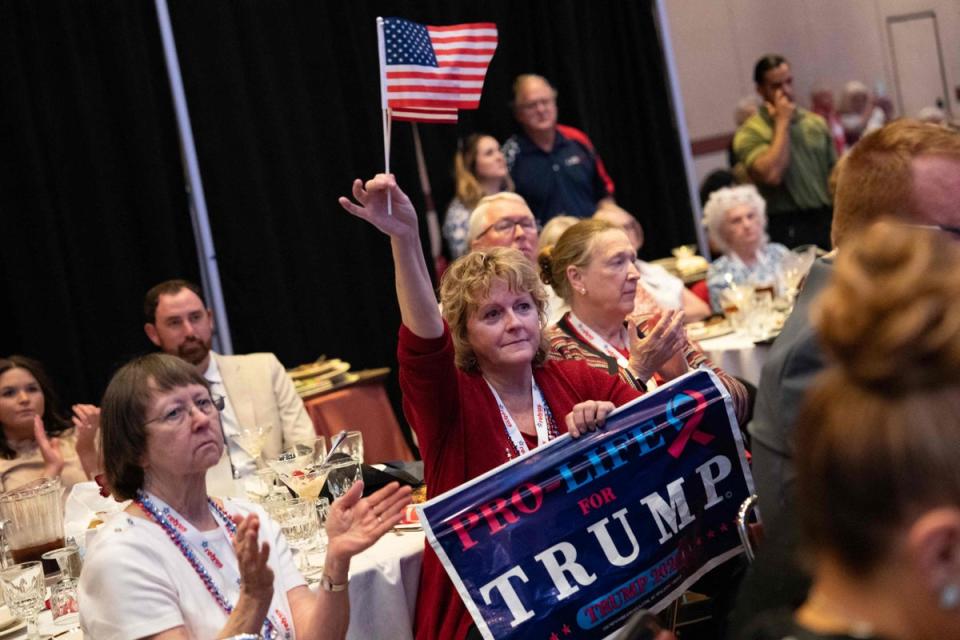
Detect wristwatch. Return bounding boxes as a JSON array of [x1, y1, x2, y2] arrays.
[[320, 573, 348, 592]]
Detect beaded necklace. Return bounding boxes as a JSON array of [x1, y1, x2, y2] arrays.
[[135, 491, 281, 639]]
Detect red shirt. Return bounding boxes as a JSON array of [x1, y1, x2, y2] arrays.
[[398, 324, 640, 640]]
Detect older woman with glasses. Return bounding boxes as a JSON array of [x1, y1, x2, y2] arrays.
[[540, 219, 750, 422], [339, 174, 640, 640], [79, 353, 411, 639]]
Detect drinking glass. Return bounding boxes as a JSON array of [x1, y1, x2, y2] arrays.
[[0, 561, 45, 639], [232, 424, 273, 459], [41, 545, 82, 628], [271, 498, 322, 577], [324, 431, 363, 499], [315, 498, 331, 555], [245, 468, 284, 504], [720, 284, 754, 334], [269, 438, 329, 501]]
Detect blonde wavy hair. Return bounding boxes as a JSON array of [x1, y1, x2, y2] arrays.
[[439, 247, 549, 371], [453, 134, 514, 210], [796, 221, 960, 575]]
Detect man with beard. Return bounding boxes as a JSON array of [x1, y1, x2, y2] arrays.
[[143, 280, 314, 495]]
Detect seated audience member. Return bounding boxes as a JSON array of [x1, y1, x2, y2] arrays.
[[143, 280, 315, 495], [79, 352, 410, 638], [741, 222, 960, 640], [839, 80, 886, 146], [466, 192, 568, 324], [442, 134, 514, 259], [0, 356, 99, 492], [540, 219, 749, 423], [537, 215, 579, 254], [339, 174, 641, 640], [502, 74, 614, 223], [594, 203, 711, 322], [729, 120, 960, 637], [810, 83, 846, 155], [702, 185, 790, 312], [466, 192, 538, 262]]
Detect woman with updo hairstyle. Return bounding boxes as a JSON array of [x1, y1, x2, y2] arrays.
[[339, 174, 642, 640], [743, 222, 960, 640], [442, 133, 515, 258], [540, 219, 749, 422]]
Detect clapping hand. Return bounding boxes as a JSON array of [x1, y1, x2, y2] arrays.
[[228, 513, 275, 634], [627, 309, 688, 381], [326, 481, 413, 559], [33, 416, 65, 479], [338, 174, 419, 241], [72, 404, 102, 478]]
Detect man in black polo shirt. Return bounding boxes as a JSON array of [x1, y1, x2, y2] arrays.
[[502, 74, 615, 224]]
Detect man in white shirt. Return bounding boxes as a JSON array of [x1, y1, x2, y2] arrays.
[[143, 280, 314, 495]]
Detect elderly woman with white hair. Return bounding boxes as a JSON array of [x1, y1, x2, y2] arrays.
[[703, 184, 790, 312]]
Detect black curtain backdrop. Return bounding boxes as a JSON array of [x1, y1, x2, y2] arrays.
[[1, 0, 695, 446]]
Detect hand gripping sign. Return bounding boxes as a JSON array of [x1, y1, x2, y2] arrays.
[[417, 369, 756, 640]]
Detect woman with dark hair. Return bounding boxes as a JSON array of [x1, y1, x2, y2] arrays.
[[79, 352, 411, 638], [0, 355, 99, 492], [339, 174, 640, 640], [743, 223, 960, 640], [442, 133, 514, 258]]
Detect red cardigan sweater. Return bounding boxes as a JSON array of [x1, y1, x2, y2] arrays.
[[398, 324, 640, 640]]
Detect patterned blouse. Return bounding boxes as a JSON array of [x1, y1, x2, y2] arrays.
[[706, 243, 790, 312], [442, 198, 472, 259], [546, 311, 750, 425]]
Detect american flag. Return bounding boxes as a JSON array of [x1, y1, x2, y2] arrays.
[[382, 17, 497, 124]]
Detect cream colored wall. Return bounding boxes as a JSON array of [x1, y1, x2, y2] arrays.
[[664, 0, 960, 183]]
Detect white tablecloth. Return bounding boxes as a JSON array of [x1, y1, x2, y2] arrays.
[[339, 530, 425, 640], [697, 331, 772, 386]]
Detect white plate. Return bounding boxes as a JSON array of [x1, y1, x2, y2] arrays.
[[0, 620, 25, 638]]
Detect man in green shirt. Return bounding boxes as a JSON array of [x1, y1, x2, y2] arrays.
[[733, 54, 837, 249]]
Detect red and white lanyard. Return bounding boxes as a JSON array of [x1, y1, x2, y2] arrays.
[[484, 377, 552, 456], [567, 312, 631, 370]]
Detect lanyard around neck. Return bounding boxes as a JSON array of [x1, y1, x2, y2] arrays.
[[567, 312, 631, 370], [484, 376, 553, 457]]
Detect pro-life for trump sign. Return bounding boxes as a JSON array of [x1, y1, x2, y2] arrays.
[[417, 370, 756, 640]]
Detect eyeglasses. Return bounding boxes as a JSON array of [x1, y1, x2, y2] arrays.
[[900, 223, 960, 239], [145, 395, 225, 427], [477, 217, 538, 239], [518, 97, 555, 112]]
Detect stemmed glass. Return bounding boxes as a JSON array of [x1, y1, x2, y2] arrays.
[[0, 561, 45, 639], [266, 438, 330, 502], [268, 498, 323, 578], [232, 424, 273, 460]]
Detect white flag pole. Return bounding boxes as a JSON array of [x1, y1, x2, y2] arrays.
[[376, 17, 393, 215]]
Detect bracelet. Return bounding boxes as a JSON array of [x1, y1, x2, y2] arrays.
[[222, 635, 259, 640], [319, 573, 348, 592]]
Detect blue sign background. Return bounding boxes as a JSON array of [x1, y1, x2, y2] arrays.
[[418, 370, 755, 640]]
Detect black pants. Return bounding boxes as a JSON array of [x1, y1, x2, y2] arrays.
[[766, 207, 832, 251]]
